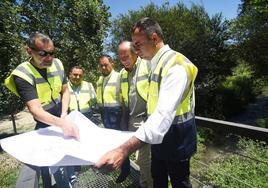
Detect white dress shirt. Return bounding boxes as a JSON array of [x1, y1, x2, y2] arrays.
[[134, 45, 191, 144]]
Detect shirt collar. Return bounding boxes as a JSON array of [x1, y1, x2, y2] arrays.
[[69, 80, 81, 89], [104, 69, 114, 80], [150, 45, 171, 73]]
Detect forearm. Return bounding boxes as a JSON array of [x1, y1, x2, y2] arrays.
[[118, 136, 145, 156], [27, 99, 79, 139], [27, 99, 68, 128]]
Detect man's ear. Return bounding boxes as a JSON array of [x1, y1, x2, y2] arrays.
[[151, 33, 158, 46], [26, 47, 32, 55]]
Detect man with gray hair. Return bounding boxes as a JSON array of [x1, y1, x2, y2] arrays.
[[5, 32, 79, 187], [118, 41, 153, 188]]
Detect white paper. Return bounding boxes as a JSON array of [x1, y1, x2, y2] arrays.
[[0, 111, 134, 167]]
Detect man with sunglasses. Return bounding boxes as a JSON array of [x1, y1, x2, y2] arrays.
[[5, 32, 79, 188], [96, 18, 198, 188]]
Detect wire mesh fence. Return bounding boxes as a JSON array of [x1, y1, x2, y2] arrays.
[[75, 165, 140, 188]]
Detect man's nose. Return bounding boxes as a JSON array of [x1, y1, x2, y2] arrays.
[[45, 55, 53, 61]]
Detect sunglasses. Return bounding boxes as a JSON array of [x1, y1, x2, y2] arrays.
[[32, 48, 54, 57]]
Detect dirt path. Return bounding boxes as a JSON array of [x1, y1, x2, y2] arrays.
[[0, 108, 35, 139]]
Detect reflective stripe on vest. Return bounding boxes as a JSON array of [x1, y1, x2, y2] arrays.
[[4, 58, 64, 110], [96, 70, 121, 107], [68, 81, 96, 112], [120, 58, 149, 106], [147, 50, 198, 124]]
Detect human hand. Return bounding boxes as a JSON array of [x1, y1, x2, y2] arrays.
[[95, 148, 127, 171], [61, 122, 80, 140]]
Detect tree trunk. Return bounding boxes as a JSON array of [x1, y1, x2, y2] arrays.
[[11, 113, 17, 134]]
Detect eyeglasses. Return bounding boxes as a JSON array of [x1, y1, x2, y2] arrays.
[[31, 48, 54, 57], [37, 50, 54, 57]]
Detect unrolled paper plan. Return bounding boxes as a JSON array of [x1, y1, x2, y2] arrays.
[[0, 111, 134, 167]]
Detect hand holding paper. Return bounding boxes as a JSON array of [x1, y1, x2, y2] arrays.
[[0, 111, 134, 167]]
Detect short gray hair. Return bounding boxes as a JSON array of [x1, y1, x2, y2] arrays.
[[26, 32, 52, 49]]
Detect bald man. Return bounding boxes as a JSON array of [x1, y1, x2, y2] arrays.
[[118, 41, 153, 188]]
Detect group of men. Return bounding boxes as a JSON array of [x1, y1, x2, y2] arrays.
[[5, 17, 198, 188]]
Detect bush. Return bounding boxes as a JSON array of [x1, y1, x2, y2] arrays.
[[219, 61, 263, 117], [256, 117, 268, 128], [0, 86, 25, 116]]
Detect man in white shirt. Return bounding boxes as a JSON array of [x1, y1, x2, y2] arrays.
[[96, 17, 198, 188]]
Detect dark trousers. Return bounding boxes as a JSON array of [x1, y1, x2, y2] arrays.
[[101, 106, 122, 130], [120, 156, 130, 175], [151, 156, 192, 188], [40, 167, 52, 188], [101, 106, 130, 175]]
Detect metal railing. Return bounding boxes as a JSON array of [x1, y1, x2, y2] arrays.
[[195, 116, 268, 142]]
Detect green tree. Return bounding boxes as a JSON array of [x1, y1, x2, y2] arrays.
[[19, 0, 111, 82], [230, 0, 268, 76], [0, 1, 25, 116]]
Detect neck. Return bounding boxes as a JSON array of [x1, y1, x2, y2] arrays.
[[126, 67, 133, 72], [103, 70, 112, 77], [153, 41, 165, 56], [71, 82, 81, 87], [30, 59, 42, 70]]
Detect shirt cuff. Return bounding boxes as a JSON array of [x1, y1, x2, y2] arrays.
[[134, 125, 147, 143], [134, 122, 164, 145]]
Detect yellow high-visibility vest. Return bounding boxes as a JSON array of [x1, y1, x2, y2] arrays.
[[4, 58, 64, 110], [147, 50, 198, 124], [96, 70, 121, 107], [68, 81, 96, 113], [120, 58, 149, 106]]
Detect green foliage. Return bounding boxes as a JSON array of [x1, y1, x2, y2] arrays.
[[108, 2, 241, 119], [19, 0, 111, 83], [109, 2, 232, 87], [256, 116, 268, 128], [230, 0, 268, 76], [203, 139, 268, 188], [219, 61, 263, 117], [191, 133, 206, 170], [0, 152, 21, 187], [0, 1, 25, 115], [0, 168, 20, 187]]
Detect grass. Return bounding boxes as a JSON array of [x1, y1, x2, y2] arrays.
[[0, 152, 22, 187]]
